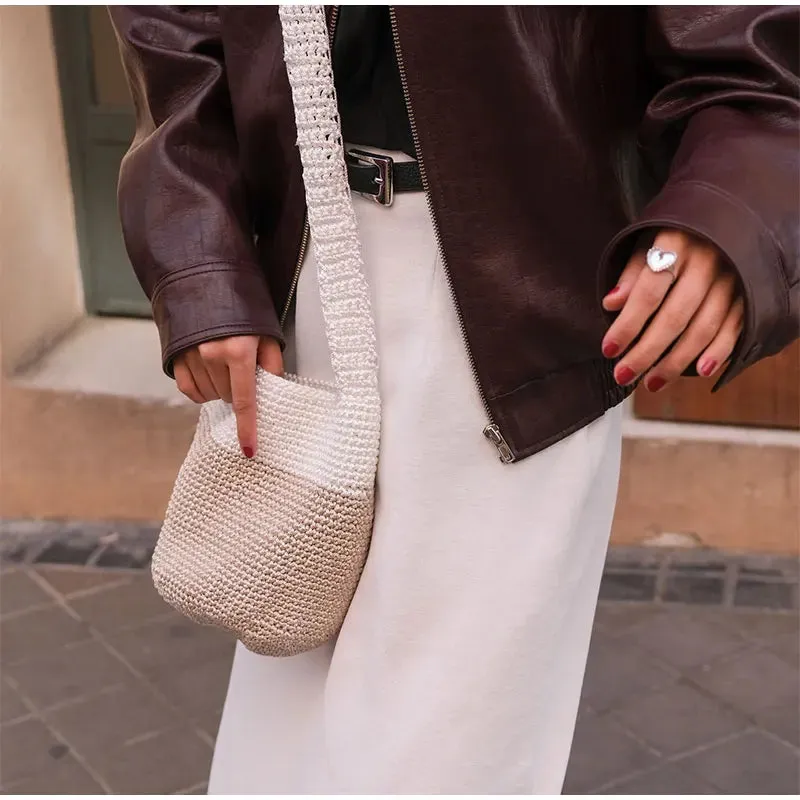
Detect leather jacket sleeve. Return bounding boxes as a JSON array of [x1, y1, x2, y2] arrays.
[[599, 6, 799, 388], [109, 6, 284, 375]]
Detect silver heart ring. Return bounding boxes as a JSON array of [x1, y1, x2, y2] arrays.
[[646, 246, 678, 275]]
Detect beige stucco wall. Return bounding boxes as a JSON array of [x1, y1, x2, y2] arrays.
[[0, 5, 84, 374]]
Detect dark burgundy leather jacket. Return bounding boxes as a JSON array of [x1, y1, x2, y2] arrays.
[[111, 6, 799, 462]]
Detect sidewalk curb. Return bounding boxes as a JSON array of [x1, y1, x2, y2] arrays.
[[1, 519, 797, 612]]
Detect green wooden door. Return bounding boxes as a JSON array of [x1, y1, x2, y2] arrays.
[[51, 6, 148, 316]]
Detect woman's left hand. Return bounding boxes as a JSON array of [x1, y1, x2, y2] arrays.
[[601, 229, 745, 392]]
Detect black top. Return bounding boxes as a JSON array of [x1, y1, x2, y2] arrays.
[[332, 6, 416, 157]]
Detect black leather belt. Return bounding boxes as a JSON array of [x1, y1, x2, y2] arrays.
[[346, 149, 423, 206]]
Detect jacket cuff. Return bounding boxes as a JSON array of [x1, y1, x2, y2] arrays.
[[151, 261, 285, 377], [598, 179, 788, 390]]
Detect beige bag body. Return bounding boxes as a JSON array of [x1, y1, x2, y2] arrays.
[[151, 5, 381, 658]]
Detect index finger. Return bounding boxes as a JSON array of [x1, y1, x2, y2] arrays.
[[602, 248, 647, 312], [229, 353, 258, 458]]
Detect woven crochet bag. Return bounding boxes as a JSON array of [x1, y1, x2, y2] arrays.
[[150, 5, 381, 658]]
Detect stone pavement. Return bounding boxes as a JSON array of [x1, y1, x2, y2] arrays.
[[0, 560, 798, 794]]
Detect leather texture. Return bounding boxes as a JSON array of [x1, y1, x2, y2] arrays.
[[110, 6, 799, 461]]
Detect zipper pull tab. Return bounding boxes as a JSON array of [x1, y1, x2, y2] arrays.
[[483, 424, 515, 464]]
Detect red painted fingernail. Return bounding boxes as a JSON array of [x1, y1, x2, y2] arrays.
[[616, 366, 636, 386], [700, 359, 718, 377], [605, 286, 621, 297], [602, 340, 620, 359], [647, 376, 666, 393], [243, 446, 254, 459]]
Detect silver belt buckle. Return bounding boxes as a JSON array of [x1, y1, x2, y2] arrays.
[[349, 149, 394, 207]]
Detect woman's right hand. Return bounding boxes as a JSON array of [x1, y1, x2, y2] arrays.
[[173, 335, 284, 458]]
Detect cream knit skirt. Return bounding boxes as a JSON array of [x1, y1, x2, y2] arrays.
[[208, 157, 623, 794]]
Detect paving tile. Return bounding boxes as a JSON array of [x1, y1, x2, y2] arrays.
[[106, 613, 235, 680], [601, 762, 717, 794], [765, 630, 800, 668], [592, 602, 665, 637], [735, 579, 798, 611], [197, 706, 224, 742], [690, 645, 798, 717], [662, 574, 724, 605], [0, 678, 31, 725], [65, 576, 172, 633], [4, 753, 105, 794], [0, 570, 53, 616], [678, 730, 800, 795], [622, 605, 747, 670], [98, 728, 212, 794], [563, 711, 658, 793], [599, 572, 656, 602], [1, 562, 795, 794], [152, 654, 232, 729], [686, 606, 754, 630], [46, 682, 176, 756], [580, 635, 675, 713], [3, 639, 133, 711], [0, 606, 92, 665], [35, 565, 131, 598], [0, 717, 66, 786], [757, 701, 800, 748], [612, 680, 748, 756], [717, 609, 800, 643]]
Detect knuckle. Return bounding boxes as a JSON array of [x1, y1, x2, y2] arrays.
[[198, 341, 224, 362], [695, 244, 719, 267], [696, 260, 718, 283], [174, 372, 192, 396], [639, 284, 664, 308], [655, 229, 685, 248], [230, 340, 256, 362], [694, 318, 722, 344], [638, 354, 660, 375], [660, 307, 688, 332], [177, 380, 202, 403], [718, 328, 739, 349], [232, 397, 253, 414]]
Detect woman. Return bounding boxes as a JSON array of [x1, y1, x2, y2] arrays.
[[111, 6, 798, 793]]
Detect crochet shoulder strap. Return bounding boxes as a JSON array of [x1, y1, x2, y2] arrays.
[[279, 5, 379, 395]]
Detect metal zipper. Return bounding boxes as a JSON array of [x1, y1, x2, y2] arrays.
[[388, 8, 515, 464], [280, 6, 341, 327], [279, 222, 309, 327], [328, 5, 340, 43]]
